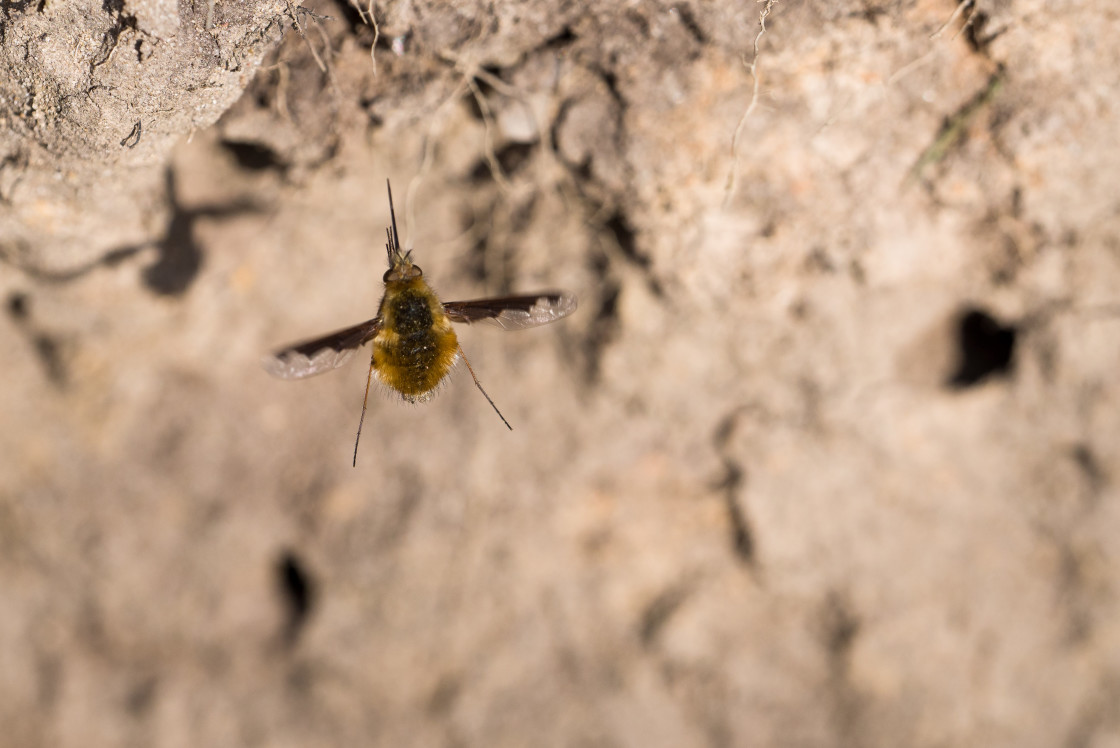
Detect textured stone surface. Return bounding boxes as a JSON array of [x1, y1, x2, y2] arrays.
[[0, 0, 286, 273], [2, 0, 1119, 746]]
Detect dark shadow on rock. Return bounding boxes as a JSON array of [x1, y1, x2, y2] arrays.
[[142, 168, 260, 296]]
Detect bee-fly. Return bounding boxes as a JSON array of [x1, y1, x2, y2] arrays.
[[263, 180, 578, 466]]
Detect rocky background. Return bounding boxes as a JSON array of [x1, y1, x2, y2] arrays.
[[2, 0, 1119, 745]]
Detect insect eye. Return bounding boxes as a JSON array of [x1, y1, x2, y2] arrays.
[[383, 265, 422, 282]]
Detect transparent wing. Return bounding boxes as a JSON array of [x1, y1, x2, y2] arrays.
[[262, 318, 381, 379], [443, 291, 577, 330]]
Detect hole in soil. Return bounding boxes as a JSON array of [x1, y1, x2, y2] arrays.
[[221, 140, 285, 172], [946, 307, 1017, 388], [468, 141, 536, 183], [6, 291, 28, 321], [276, 550, 315, 643]]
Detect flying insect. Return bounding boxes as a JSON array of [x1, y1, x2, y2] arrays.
[[263, 181, 577, 466]]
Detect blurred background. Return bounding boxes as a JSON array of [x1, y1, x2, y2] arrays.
[[2, 0, 1119, 745]]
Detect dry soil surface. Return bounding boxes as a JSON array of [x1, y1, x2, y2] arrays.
[[2, 1, 1120, 746]]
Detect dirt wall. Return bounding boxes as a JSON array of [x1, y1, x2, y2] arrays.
[[2, 1, 1119, 746]]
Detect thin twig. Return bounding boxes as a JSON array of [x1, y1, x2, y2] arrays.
[[931, 0, 973, 40], [286, 1, 327, 73], [467, 77, 513, 191], [406, 78, 472, 248], [725, 0, 777, 208], [369, 1, 380, 77]]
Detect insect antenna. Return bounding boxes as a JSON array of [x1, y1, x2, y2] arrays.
[[352, 350, 378, 467], [457, 344, 512, 431], [385, 178, 401, 258]]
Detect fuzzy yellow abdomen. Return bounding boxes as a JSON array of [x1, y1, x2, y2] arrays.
[[372, 278, 459, 402]]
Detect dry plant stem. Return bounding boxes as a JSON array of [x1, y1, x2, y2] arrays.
[[275, 62, 292, 121], [825, 0, 985, 136], [467, 77, 513, 191], [472, 67, 541, 145], [955, 6, 982, 41], [405, 78, 471, 247], [313, 19, 334, 66], [890, 0, 980, 86], [470, 66, 547, 176], [725, 0, 777, 207], [931, 0, 974, 39], [347, 0, 380, 77], [459, 61, 549, 191], [472, 67, 526, 102], [347, 0, 369, 24], [370, 4, 380, 77], [287, 0, 328, 73], [450, 57, 568, 209], [256, 62, 295, 121], [888, 50, 937, 85]]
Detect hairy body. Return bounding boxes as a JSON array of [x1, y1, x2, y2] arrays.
[[372, 277, 459, 401]]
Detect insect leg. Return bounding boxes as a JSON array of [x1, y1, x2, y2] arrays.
[[457, 344, 512, 431], [352, 350, 377, 467]]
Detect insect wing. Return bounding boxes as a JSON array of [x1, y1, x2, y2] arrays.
[[263, 318, 381, 379], [443, 292, 577, 330]]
